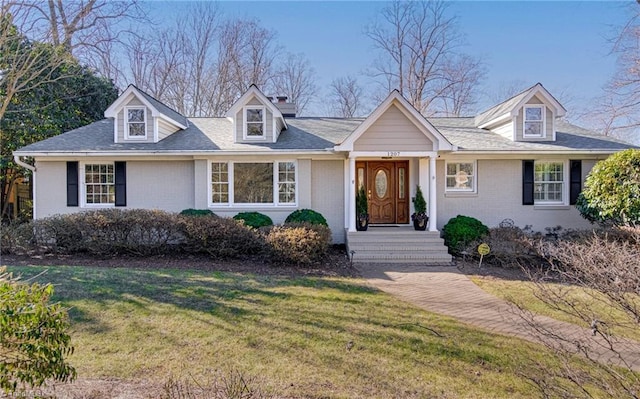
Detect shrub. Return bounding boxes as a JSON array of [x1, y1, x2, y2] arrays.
[[266, 222, 331, 265], [443, 215, 489, 255], [462, 225, 543, 268], [576, 148, 640, 226], [1, 221, 35, 255], [0, 267, 76, 394], [233, 212, 273, 229], [285, 209, 328, 226], [179, 209, 216, 217], [30, 209, 182, 256], [180, 215, 265, 257]]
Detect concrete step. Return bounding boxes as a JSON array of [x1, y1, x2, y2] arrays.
[[346, 227, 452, 264]]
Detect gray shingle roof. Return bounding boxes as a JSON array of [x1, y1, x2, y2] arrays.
[[14, 115, 635, 155], [432, 117, 636, 152], [474, 86, 532, 127], [132, 85, 189, 128]]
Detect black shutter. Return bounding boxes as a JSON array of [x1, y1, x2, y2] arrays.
[[66, 162, 79, 207], [569, 160, 582, 205], [522, 160, 534, 205], [114, 161, 127, 207]]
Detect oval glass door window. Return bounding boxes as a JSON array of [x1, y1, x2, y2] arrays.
[[375, 170, 388, 198]]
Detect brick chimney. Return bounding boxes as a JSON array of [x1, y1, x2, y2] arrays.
[[273, 96, 296, 118]]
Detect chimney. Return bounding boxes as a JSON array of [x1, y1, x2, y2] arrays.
[[273, 95, 296, 118]]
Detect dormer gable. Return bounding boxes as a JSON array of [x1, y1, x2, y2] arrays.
[[475, 83, 567, 142], [104, 85, 188, 144], [335, 90, 455, 152], [226, 85, 288, 144]]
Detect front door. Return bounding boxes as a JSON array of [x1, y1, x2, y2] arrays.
[[356, 161, 409, 224]]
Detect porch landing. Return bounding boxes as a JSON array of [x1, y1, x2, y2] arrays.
[[346, 226, 452, 264]]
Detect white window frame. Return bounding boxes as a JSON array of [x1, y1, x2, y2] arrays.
[[523, 105, 545, 138], [533, 160, 567, 205], [243, 106, 266, 140], [445, 161, 477, 193], [125, 106, 147, 140], [208, 161, 298, 207], [81, 162, 116, 208]]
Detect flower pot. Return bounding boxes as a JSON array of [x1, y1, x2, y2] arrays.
[[356, 214, 369, 231], [411, 213, 428, 231]]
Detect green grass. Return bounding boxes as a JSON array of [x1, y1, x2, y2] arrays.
[[4, 264, 615, 398], [470, 275, 640, 342]]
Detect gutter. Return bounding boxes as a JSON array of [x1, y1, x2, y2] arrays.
[[12, 148, 339, 158], [13, 155, 36, 171]]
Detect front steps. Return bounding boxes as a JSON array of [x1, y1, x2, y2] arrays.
[[346, 226, 452, 264]]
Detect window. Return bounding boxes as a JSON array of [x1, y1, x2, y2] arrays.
[[445, 161, 476, 192], [244, 107, 265, 138], [210, 161, 296, 206], [211, 162, 229, 203], [534, 161, 564, 203], [524, 105, 544, 137], [84, 164, 115, 205], [126, 106, 147, 139]]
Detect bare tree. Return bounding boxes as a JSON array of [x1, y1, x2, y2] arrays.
[[432, 54, 484, 116], [6, 0, 148, 79], [327, 76, 363, 118], [365, 0, 483, 116], [514, 228, 640, 398], [272, 52, 317, 116], [0, 4, 68, 121]]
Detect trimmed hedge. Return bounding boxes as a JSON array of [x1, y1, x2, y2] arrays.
[[266, 222, 331, 265], [2, 209, 333, 264], [233, 212, 273, 229], [179, 209, 216, 217], [285, 209, 328, 226], [179, 215, 264, 257]]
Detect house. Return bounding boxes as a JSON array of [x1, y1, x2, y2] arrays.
[[13, 83, 635, 263]]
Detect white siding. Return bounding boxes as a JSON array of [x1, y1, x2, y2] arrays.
[[354, 104, 434, 151], [492, 120, 514, 140], [127, 161, 194, 211], [311, 160, 345, 243], [437, 159, 595, 232], [158, 118, 179, 141], [35, 161, 75, 218]]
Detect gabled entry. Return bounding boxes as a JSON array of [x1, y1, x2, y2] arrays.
[[356, 161, 409, 224]]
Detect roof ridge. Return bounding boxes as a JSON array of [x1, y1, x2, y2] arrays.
[[476, 82, 540, 117], [127, 84, 186, 119]]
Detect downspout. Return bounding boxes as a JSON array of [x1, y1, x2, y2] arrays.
[[13, 155, 35, 172], [13, 155, 36, 219]]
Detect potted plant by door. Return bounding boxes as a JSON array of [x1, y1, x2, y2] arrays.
[[411, 185, 428, 231], [356, 185, 369, 231]]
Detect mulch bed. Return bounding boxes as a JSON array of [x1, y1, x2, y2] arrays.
[[1, 245, 360, 278]]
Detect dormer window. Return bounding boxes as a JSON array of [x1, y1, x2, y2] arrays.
[[524, 105, 545, 138], [126, 106, 147, 139], [244, 106, 265, 139]]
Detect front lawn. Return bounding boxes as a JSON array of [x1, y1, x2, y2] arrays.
[[5, 263, 611, 398]]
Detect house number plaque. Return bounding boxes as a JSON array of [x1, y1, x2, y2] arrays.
[[387, 151, 400, 157]]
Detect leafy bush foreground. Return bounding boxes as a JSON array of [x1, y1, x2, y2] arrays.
[[1, 209, 332, 266]]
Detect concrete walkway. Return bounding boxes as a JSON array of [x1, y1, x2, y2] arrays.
[[358, 263, 640, 371]]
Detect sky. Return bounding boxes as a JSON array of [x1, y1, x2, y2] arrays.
[[148, 1, 632, 119]]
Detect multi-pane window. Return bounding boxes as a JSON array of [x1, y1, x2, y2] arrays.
[[534, 162, 563, 203], [85, 164, 115, 204], [211, 162, 229, 203], [445, 162, 475, 192], [278, 162, 296, 204], [210, 161, 296, 205], [126, 107, 146, 138], [245, 107, 265, 137], [524, 106, 544, 137]]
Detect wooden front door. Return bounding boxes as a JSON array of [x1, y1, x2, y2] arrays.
[[356, 161, 409, 224]]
